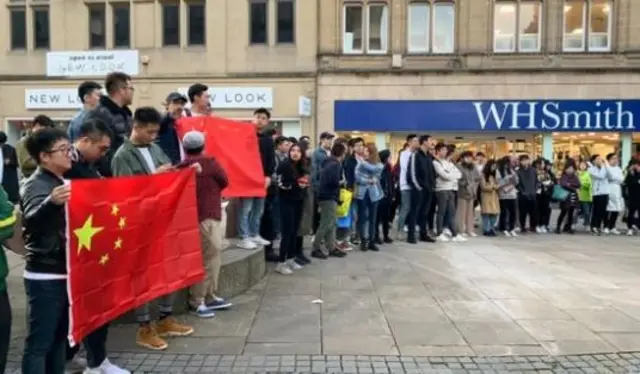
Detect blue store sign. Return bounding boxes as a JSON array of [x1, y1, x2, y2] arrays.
[[334, 100, 640, 132]]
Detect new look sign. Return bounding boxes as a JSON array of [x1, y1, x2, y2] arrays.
[[25, 89, 82, 110], [334, 100, 640, 132]]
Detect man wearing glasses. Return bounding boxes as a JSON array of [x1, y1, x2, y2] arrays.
[[85, 72, 134, 177]]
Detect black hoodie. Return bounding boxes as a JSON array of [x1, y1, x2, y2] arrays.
[[379, 150, 393, 198]]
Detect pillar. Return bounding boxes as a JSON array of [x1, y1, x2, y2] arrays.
[[375, 132, 387, 151], [621, 132, 632, 166], [542, 133, 553, 161]]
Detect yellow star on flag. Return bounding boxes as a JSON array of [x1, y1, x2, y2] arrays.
[[114, 237, 123, 250], [73, 215, 104, 255], [111, 204, 120, 216], [99, 253, 109, 265], [118, 217, 126, 230]]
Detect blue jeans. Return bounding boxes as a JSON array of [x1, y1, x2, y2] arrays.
[[482, 214, 498, 233], [237, 197, 265, 239], [397, 190, 411, 231], [356, 195, 379, 241], [580, 202, 592, 226], [23, 278, 68, 374]]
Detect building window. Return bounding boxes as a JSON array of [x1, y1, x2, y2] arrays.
[[9, 8, 26, 50], [89, 4, 106, 48], [563, 0, 611, 52], [188, 2, 206, 45], [343, 3, 388, 54], [493, 1, 541, 53], [276, 0, 295, 43], [113, 3, 130, 48], [33, 7, 50, 49], [162, 2, 180, 46], [250, 0, 267, 44], [407, 1, 455, 54]]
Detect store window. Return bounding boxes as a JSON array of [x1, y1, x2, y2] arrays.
[[552, 132, 618, 169], [563, 0, 611, 52], [493, 1, 541, 53], [342, 3, 388, 54], [407, 1, 455, 54]]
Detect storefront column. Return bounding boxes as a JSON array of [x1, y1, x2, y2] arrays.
[[375, 133, 387, 151], [621, 132, 632, 166], [542, 133, 553, 161]]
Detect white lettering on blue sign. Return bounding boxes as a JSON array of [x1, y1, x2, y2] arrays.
[[472, 101, 635, 131]]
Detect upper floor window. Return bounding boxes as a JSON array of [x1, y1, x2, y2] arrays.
[[32, 7, 49, 49], [9, 8, 26, 50], [250, 0, 268, 44], [343, 3, 388, 54], [407, 1, 455, 54], [113, 3, 131, 48], [563, 0, 611, 52], [493, 1, 541, 53], [89, 4, 106, 48], [162, 2, 180, 46], [276, 0, 295, 43], [187, 2, 206, 45]]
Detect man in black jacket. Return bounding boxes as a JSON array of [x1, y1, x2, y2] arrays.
[[406, 135, 436, 244], [84, 72, 133, 177], [20, 128, 73, 374], [312, 143, 347, 259], [156, 92, 188, 165], [237, 108, 275, 250]]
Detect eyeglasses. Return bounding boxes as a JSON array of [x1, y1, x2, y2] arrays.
[[46, 146, 72, 156]]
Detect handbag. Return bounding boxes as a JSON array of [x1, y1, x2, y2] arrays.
[[336, 210, 352, 228], [552, 185, 570, 202], [336, 189, 353, 218]]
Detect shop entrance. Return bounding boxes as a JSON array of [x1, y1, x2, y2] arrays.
[[3, 118, 71, 146]]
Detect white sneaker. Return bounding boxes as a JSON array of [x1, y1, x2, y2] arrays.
[[451, 235, 468, 242], [403, 226, 408, 232], [628, 229, 635, 236], [610, 228, 621, 235], [436, 234, 450, 242], [275, 262, 293, 275], [83, 359, 131, 374], [237, 238, 258, 249], [514, 227, 521, 232], [443, 228, 452, 236], [503, 230, 512, 237], [603, 228, 610, 235], [250, 235, 270, 245], [460, 233, 468, 237], [535, 226, 542, 233], [510, 230, 518, 237], [540, 227, 548, 233], [468, 232, 478, 237], [287, 258, 303, 270]]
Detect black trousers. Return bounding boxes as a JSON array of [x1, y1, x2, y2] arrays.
[[375, 197, 392, 240], [518, 196, 537, 231], [260, 192, 278, 255], [557, 207, 575, 231], [0, 289, 10, 374], [536, 195, 552, 227], [312, 197, 321, 234], [66, 324, 110, 368], [628, 198, 640, 229], [279, 198, 303, 262], [590, 195, 609, 230], [606, 212, 619, 230], [406, 189, 424, 241], [498, 199, 516, 232], [427, 194, 437, 231]]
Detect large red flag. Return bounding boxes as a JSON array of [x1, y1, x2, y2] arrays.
[[65, 169, 204, 345], [175, 116, 266, 197]]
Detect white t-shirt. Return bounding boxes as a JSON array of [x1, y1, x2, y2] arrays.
[[398, 149, 412, 191], [137, 147, 156, 173]]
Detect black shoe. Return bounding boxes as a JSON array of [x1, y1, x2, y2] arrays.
[[420, 235, 436, 243], [311, 249, 328, 259], [375, 237, 383, 245], [555, 228, 561, 234], [406, 237, 417, 244], [297, 254, 311, 264], [329, 248, 347, 257], [265, 251, 280, 263], [368, 242, 380, 252], [383, 237, 393, 244], [360, 240, 368, 252]]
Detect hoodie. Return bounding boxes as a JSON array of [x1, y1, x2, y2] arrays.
[[516, 166, 538, 199], [317, 156, 342, 202]]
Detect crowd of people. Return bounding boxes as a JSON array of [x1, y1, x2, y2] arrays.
[[0, 71, 638, 374]]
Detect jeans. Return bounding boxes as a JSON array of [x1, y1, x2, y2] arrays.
[[0, 289, 10, 374], [436, 190, 457, 237], [135, 294, 175, 323], [23, 279, 68, 374], [536, 195, 552, 227], [260, 193, 279, 248], [238, 197, 265, 239], [356, 195, 379, 241], [314, 200, 337, 251], [396, 190, 411, 231], [481, 214, 498, 233], [279, 198, 303, 262], [498, 199, 517, 232], [557, 207, 575, 231], [580, 202, 592, 227]]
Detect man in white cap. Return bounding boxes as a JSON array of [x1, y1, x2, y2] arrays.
[[178, 131, 233, 317]]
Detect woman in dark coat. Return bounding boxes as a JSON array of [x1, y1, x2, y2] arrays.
[[556, 162, 581, 234], [375, 150, 394, 244]]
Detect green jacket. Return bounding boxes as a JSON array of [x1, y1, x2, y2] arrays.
[[578, 170, 592, 202], [0, 187, 17, 291], [16, 137, 38, 178], [111, 139, 171, 177]]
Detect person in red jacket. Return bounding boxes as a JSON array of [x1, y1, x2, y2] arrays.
[[178, 131, 232, 318]]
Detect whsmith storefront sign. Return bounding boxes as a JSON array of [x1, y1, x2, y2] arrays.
[[334, 100, 640, 132]]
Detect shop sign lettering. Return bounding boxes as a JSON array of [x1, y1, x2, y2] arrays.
[[46, 50, 139, 77]]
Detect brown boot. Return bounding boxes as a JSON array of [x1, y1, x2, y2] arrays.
[[136, 324, 168, 351], [156, 316, 194, 337]]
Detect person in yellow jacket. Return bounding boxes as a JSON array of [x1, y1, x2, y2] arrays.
[[577, 160, 593, 228]]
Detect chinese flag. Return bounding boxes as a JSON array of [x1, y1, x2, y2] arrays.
[[66, 169, 204, 345], [175, 116, 266, 197]]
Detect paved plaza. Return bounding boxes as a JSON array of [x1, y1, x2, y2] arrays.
[[6, 232, 640, 373]]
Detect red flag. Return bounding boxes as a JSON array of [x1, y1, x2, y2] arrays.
[[65, 169, 204, 345], [176, 116, 266, 197]]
